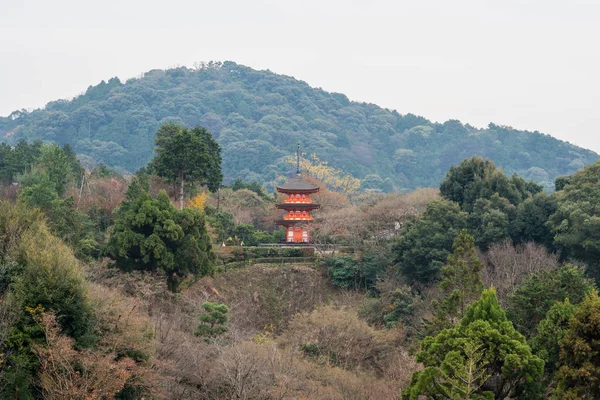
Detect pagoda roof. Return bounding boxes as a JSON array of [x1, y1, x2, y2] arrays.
[[276, 175, 320, 193], [274, 219, 312, 226]]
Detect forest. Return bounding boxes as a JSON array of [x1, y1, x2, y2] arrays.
[[0, 119, 599, 399], [0, 61, 597, 192]]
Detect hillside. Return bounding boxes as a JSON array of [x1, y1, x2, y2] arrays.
[[1, 61, 597, 190]]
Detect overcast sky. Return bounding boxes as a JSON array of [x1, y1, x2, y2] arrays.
[[1, 0, 599, 152]]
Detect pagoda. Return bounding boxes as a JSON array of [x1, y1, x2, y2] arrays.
[[274, 144, 320, 243]]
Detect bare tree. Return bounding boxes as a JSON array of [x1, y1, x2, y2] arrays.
[[481, 241, 558, 304]]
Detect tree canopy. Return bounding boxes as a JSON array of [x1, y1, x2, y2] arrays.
[[104, 177, 215, 290], [0, 62, 596, 191], [404, 288, 544, 400], [152, 123, 222, 209]]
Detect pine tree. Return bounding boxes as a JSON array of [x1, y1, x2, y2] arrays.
[[195, 302, 229, 340]]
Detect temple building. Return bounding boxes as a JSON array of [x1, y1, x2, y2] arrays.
[[274, 145, 320, 243]]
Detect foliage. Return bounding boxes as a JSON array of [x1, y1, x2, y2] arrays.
[[393, 199, 468, 285], [187, 192, 208, 211], [481, 241, 558, 305], [548, 160, 600, 278], [1, 63, 595, 191], [382, 285, 420, 329], [0, 201, 92, 397], [231, 178, 271, 199], [512, 192, 557, 250], [552, 292, 600, 399], [440, 156, 543, 212], [287, 153, 361, 194], [280, 305, 394, 371], [195, 302, 229, 340], [325, 257, 362, 290], [324, 252, 389, 291], [152, 123, 222, 208], [506, 265, 596, 338], [404, 288, 544, 400], [104, 177, 215, 290], [436, 229, 484, 325], [33, 313, 134, 400], [530, 299, 575, 384], [15, 143, 98, 258], [0, 139, 42, 185]]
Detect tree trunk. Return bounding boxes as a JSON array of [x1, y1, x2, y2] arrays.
[[179, 174, 184, 210]]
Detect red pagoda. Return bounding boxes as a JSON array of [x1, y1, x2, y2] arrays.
[[274, 144, 320, 243]]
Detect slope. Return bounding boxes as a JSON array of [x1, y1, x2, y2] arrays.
[[1, 61, 597, 190]]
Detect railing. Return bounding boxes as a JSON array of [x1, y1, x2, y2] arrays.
[[283, 198, 313, 204]]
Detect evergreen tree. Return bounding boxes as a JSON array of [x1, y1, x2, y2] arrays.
[[435, 229, 484, 327], [152, 123, 222, 209], [403, 288, 544, 400], [552, 292, 600, 399], [393, 199, 468, 285], [530, 299, 574, 386], [195, 302, 229, 340], [105, 177, 215, 290], [506, 265, 596, 338]]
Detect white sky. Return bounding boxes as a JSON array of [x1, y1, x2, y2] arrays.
[[1, 0, 599, 153]]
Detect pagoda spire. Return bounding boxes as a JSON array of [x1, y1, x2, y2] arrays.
[[296, 141, 301, 176]]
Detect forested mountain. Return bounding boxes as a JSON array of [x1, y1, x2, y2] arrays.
[[1, 61, 597, 190]]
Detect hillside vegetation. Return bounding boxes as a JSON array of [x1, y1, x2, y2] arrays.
[[1, 61, 597, 190], [3, 121, 600, 397]]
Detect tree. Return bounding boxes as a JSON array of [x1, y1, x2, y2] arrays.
[[153, 123, 222, 209], [104, 177, 215, 290], [530, 299, 574, 386], [436, 230, 484, 325], [552, 292, 600, 399], [393, 200, 468, 285], [404, 288, 544, 400], [187, 192, 208, 211], [440, 157, 542, 213], [512, 192, 557, 250], [468, 195, 514, 250], [548, 160, 600, 278], [506, 265, 596, 338], [195, 302, 229, 340]]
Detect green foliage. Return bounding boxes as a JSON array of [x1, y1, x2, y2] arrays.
[[152, 123, 223, 207], [548, 160, 600, 278], [325, 256, 362, 290], [194, 302, 229, 339], [552, 292, 600, 399], [231, 178, 271, 199], [0, 139, 42, 185], [512, 192, 558, 249], [436, 229, 484, 325], [104, 177, 215, 290], [0, 201, 92, 397], [468, 195, 515, 250], [393, 199, 468, 285], [530, 299, 575, 382], [506, 265, 596, 338], [1, 63, 595, 190], [383, 285, 420, 329], [231, 224, 274, 246], [325, 251, 389, 291], [404, 288, 544, 400], [440, 157, 543, 213]]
